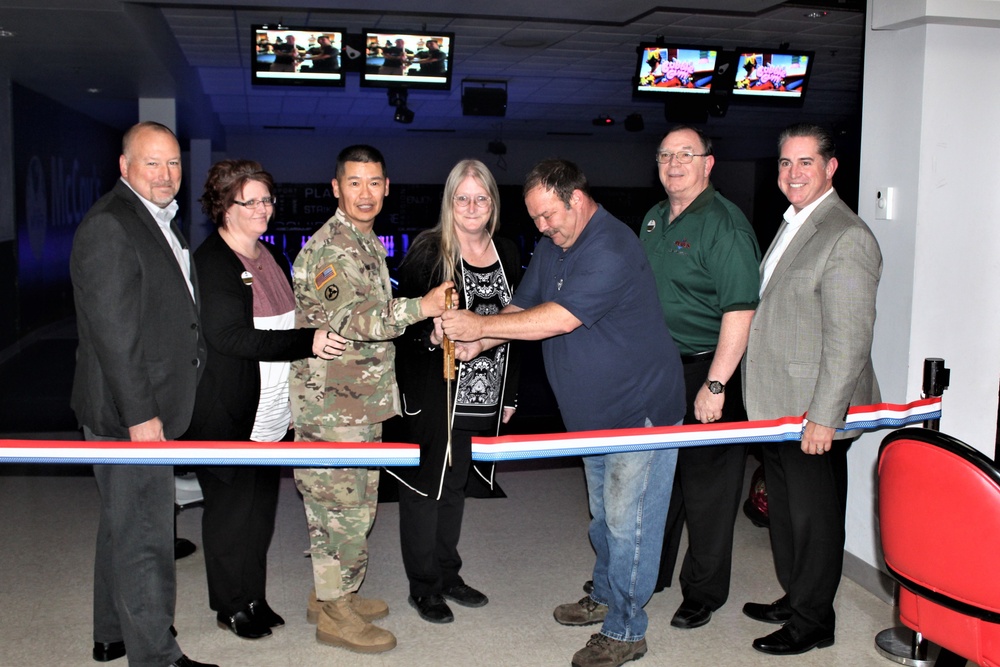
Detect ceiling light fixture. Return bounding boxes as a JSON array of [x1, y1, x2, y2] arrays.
[[394, 105, 414, 124], [387, 87, 408, 108], [805, 11, 828, 19], [387, 87, 414, 123], [0, 27, 15, 38]]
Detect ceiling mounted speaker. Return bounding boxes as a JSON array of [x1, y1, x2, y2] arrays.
[[624, 113, 644, 132], [462, 87, 507, 117]]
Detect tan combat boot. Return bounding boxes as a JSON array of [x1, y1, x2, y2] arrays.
[[308, 589, 389, 623], [316, 597, 396, 653]]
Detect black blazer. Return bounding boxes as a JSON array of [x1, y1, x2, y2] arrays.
[[70, 180, 206, 439], [182, 231, 315, 442]]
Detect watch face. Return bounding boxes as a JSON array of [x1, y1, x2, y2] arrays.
[[707, 380, 725, 394]]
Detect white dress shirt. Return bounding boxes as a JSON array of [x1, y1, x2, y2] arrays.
[[122, 178, 195, 301], [759, 187, 835, 296]]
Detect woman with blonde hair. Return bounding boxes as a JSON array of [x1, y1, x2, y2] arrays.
[[388, 159, 520, 624]]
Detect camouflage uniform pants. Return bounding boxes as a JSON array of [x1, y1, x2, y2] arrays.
[[294, 423, 381, 601]]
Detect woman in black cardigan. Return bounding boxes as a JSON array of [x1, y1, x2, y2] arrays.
[[386, 159, 520, 624], [184, 160, 345, 640]]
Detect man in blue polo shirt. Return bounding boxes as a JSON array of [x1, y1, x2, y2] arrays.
[[441, 159, 685, 667]]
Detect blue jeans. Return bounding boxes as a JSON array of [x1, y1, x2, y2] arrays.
[[584, 421, 679, 642]]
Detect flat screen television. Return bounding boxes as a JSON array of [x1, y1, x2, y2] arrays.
[[360, 30, 454, 90], [252, 24, 346, 87], [730, 50, 814, 104], [633, 44, 720, 99]]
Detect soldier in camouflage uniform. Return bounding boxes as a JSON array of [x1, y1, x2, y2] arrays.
[[290, 144, 452, 653]]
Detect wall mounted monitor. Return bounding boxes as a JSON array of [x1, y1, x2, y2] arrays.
[[360, 30, 454, 90], [731, 50, 814, 104], [252, 24, 346, 87], [633, 45, 720, 99]]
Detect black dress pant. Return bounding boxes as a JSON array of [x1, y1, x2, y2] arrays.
[[761, 437, 851, 634], [90, 436, 182, 667], [398, 429, 474, 598], [656, 356, 748, 609], [196, 465, 281, 615]]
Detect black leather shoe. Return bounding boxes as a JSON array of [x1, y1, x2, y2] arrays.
[[174, 537, 196, 560], [408, 594, 454, 623], [248, 598, 285, 628], [216, 609, 272, 639], [742, 596, 793, 624], [583, 579, 594, 594], [92, 640, 125, 662], [670, 599, 712, 629], [442, 583, 488, 608], [752, 624, 834, 655], [170, 656, 219, 667]]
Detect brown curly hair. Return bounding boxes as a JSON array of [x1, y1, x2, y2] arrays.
[[199, 159, 275, 228]]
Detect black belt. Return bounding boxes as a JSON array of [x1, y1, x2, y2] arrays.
[[680, 349, 715, 365]]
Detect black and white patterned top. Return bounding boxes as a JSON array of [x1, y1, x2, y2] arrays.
[[453, 257, 512, 429]]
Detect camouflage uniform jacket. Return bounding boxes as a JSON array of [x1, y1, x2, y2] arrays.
[[290, 208, 424, 435]]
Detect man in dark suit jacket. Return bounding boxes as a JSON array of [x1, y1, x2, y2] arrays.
[[741, 123, 882, 656], [70, 121, 214, 667]]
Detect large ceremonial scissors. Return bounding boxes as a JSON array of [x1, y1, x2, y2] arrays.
[[442, 287, 457, 467]]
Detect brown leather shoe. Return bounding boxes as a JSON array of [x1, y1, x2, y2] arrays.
[[554, 596, 608, 626], [571, 633, 647, 667]]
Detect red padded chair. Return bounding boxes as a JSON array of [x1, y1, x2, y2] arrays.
[[878, 427, 1000, 667]]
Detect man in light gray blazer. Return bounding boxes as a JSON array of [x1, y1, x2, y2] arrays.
[[71, 121, 214, 667], [740, 123, 882, 656]]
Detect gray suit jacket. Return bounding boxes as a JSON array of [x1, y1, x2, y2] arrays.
[[70, 179, 206, 439], [743, 190, 882, 438]]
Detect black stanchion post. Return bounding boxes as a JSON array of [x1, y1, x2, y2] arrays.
[[874, 357, 950, 666]]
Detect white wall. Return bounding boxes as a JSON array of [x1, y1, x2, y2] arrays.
[[848, 2, 1000, 571]]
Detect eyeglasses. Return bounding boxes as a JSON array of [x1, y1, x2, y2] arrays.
[[233, 197, 277, 209], [654, 151, 708, 165], [453, 194, 492, 208]]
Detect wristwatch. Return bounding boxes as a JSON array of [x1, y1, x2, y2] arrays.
[[705, 379, 725, 394]]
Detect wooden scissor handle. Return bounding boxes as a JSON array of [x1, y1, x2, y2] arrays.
[[443, 287, 457, 380]]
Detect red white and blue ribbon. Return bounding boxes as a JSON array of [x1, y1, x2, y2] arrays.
[[0, 398, 940, 466], [470, 398, 942, 462], [0, 439, 420, 467]]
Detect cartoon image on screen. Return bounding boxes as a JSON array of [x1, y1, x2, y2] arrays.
[[636, 47, 717, 94], [733, 52, 811, 98]]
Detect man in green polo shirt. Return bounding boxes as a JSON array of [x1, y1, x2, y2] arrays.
[[640, 125, 761, 631]]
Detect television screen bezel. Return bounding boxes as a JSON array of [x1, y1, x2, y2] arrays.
[[632, 43, 722, 100], [359, 29, 455, 91], [251, 24, 347, 88], [730, 48, 815, 106]]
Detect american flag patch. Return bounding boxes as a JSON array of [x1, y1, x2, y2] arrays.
[[315, 264, 337, 289]]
